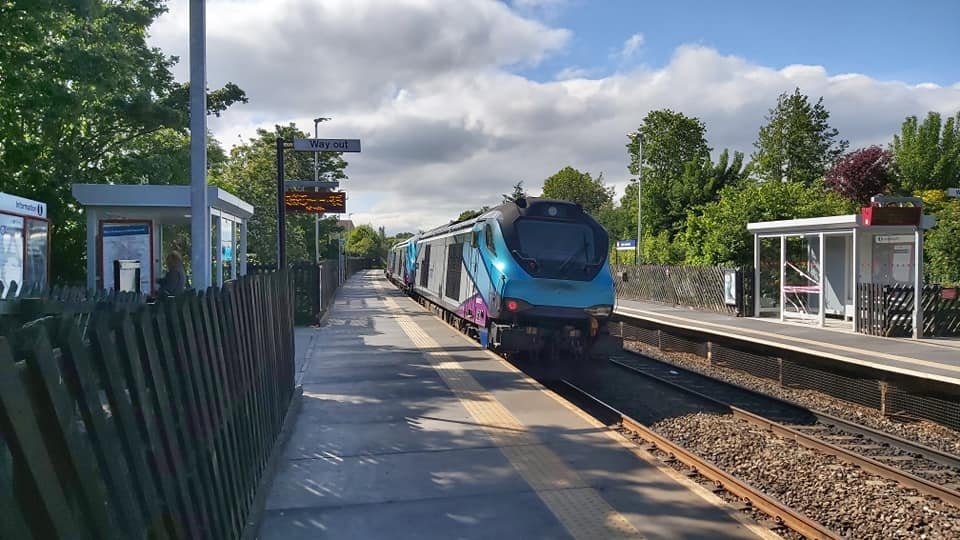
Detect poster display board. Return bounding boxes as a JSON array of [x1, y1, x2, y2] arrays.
[[101, 221, 153, 293], [222, 219, 234, 262], [0, 213, 24, 293]]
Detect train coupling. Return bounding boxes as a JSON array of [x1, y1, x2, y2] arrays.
[[490, 324, 544, 352]]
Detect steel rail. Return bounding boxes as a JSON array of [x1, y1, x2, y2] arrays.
[[561, 380, 842, 540], [618, 348, 960, 469], [610, 358, 960, 509]]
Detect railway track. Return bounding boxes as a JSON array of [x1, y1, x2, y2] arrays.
[[559, 379, 841, 540], [609, 351, 960, 507]]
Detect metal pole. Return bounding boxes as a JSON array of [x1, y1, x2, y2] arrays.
[[635, 132, 643, 264], [314, 119, 320, 263], [914, 226, 923, 338], [277, 137, 286, 268], [189, 0, 210, 288]]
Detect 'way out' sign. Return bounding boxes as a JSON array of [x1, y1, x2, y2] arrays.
[[293, 138, 361, 152]]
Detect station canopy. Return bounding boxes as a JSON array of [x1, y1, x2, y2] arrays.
[[72, 184, 254, 292]]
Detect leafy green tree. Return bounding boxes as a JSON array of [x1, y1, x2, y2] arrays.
[[456, 206, 490, 221], [926, 199, 960, 285], [502, 181, 527, 203], [890, 111, 960, 193], [626, 110, 713, 245], [540, 166, 613, 215], [345, 225, 382, 258], [751, 88, 848, 185], [680, 180, 854, 267], [216, 124, 346, 265], [0, 0, 247, 281]]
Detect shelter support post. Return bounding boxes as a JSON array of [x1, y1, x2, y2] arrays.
[[852, 228, 859, 332], [753, 233, 760, 318], [86, 208, 98, 290], [239, 220, 248, 276], [819, 232, 825, 327], [780, 235, 786, 322], [189, 0, 210, 289], [153, 221, 162, 294], [215, 216, 223, 287], [914, 226, 923, 339], [230, 219, 238, 280]]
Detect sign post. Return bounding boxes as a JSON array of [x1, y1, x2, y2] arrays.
[[276, 137, 361, 269]]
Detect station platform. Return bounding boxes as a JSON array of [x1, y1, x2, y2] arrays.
[[255, 271, 770, 540], [615, 299, 960, 387]]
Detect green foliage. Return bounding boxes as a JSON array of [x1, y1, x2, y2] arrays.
[[642, 230, 684, 264], [0, 0, 247, 281], [456, 206, 490, 221], [890, 111, 960, 193], [502, 181, 527, 203], [926, 200, 960, 284], [345, 225, 382, 258], [627, 109, 710, 179], [541, 166, 613, 215], [215, 124, 347, 265], [680, 180, 854, 267], [751, 88, 848, 185]]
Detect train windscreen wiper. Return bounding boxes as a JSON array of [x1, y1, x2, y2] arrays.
[[512, 249, 539, 271]]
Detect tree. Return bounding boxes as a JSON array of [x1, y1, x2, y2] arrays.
[[216, 124, 347, 265], [825, 146, 893, 205], [890, 111, 960, 193], [680, 180, 854, 267], [345, 225, 382, 258], [926, 199, 960, 285], [0, 0, 247, 280], [751, 88, 848, 185], [540, 166, 613, 215], [456, 206, 490, 221], [502, 181, 527, 203], [626, 110, 712, 243]]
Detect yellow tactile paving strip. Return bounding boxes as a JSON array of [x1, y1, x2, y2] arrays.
[[378, 285, 643, 540]]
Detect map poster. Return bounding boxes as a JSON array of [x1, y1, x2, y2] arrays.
[[0, 213, 24, 294], [101, 221, 153, 293]]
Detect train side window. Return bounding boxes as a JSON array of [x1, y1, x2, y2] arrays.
[[484, 224, 497, 256]]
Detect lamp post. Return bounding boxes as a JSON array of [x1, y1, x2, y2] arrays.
[[634, 131, 644, 264], [313, 117, 331, 263], [189, 0, 210, 288]]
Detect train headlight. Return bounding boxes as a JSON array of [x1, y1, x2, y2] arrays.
[[584, 305, 613, 317]]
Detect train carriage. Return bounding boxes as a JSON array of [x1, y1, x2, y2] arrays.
[[386, 197, 620, 359]]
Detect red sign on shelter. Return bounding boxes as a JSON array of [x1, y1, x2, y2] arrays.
[[861, 206, 921, 226]]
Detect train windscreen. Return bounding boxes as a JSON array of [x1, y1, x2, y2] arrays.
[[514, 219, 604, 280]]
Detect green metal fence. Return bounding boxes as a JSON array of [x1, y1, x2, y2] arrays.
[[0, 270, 295, 539]]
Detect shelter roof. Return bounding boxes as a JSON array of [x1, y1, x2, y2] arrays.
[[71, 184, 254, 223]]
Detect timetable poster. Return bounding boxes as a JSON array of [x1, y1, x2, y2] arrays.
[[102, 221, 153, 293], [0, 213, 24, 293]]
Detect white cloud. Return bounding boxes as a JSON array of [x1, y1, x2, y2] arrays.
[[150, 1, 960, 235], [619, 33, 645, 60]]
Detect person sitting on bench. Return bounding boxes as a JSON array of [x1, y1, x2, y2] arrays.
[[157, 251, 187, 296]]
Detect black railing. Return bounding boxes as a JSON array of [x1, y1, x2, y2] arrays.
[[857, 283, 960, 337], [0, 270, 295, 539]]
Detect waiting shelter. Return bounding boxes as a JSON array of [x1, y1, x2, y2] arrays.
[[747, 197, 936, 338], [72, 184, 254, 294]]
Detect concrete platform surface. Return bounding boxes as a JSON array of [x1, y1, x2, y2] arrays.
[[616, 298, 960, 386], [256, 271, 770, 540]]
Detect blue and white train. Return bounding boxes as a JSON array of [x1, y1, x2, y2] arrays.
[[386, 197, 620, 358]]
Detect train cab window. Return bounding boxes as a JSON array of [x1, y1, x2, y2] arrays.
[[484, 223, 497, 256]]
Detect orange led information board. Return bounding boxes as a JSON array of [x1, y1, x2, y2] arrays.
[[284, 191, 346, 214]]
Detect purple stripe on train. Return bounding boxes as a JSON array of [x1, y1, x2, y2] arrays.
[[456, 293, 487, 326]]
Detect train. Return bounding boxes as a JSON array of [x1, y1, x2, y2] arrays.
[[385, 197, 621, 359]]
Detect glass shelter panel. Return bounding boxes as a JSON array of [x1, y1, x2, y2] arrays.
[[758, 236, 781, 316], [783, 234, 821, 321], [24, 219, 48, 290]]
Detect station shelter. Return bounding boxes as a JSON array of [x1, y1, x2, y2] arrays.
[[747, 199, 936, 338], [72, 184, 254, 294], [0, 192, 50, 294]]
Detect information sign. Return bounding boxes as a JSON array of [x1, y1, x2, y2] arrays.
[[285, 191, 347, 214], [615, 239, 637, 251], [292, 138, 361, 152], [0, 213, 24, 292], [101, 222, 152, 293]]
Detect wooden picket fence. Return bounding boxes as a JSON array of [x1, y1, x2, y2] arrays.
[[612, 264, 750, 316], [0, 270, 295, 539], [857, 283, 960, 337]]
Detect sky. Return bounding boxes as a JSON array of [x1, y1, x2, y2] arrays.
[[148, 0, 960, 234]]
